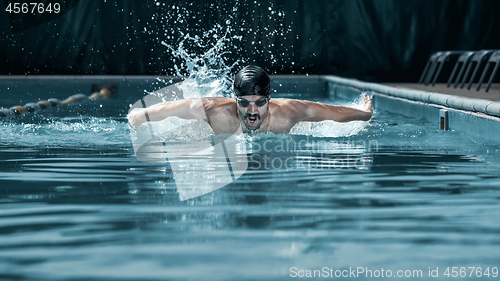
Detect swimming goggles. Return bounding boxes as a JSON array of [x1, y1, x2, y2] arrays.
[[236, 97, 269, 107]]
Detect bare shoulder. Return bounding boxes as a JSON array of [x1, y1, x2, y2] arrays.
[[269, 98, 311, 120], [202, 97, 237, 116], [270, 98, 310, 108], [200, 97, 239, 134]]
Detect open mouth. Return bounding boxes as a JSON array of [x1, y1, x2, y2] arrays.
[[246, 113, 259, 127]]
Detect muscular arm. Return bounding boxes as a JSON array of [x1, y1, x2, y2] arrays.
[[128, 98, 207, 128], [285, 96, 373, 124]]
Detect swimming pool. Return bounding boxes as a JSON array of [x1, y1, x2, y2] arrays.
[[1, 76, 499, 280]]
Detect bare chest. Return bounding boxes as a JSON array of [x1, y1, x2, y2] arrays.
[[263, 116, 295, 133]]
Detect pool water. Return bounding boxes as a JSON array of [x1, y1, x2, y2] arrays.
[[1, 97, 500, 280]]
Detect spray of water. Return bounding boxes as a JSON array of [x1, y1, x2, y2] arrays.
[[160, 24, 241, 98], [148, 1, 292, 99], [145, 2, 368, 139]]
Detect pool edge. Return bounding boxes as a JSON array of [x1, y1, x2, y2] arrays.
[[322, 76, 500, 118], [322, 75, 500, 143]]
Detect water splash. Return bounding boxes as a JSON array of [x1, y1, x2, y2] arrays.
[[290, 120, 368, 138], [148, 3, 368, 138], [0, 117, 129, 148], [160, 24, 241, 98], [150, 1, 291, 99], [289, 94, 372, 137]]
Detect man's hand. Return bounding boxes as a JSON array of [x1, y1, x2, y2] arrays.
[[127, 108, 147, 130], [361, 93, 373, 113]]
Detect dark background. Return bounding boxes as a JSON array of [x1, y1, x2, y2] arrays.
[[1, 0, 499, 82]]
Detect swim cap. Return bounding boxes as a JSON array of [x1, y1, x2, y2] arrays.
[[233, 65, 271, 97]]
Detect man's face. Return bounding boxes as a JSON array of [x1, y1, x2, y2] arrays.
[[236, 95, 270, 131]]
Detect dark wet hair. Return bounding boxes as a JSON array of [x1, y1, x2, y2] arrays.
[[233, 65, 271, 97]]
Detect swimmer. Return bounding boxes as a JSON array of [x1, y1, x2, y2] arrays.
[[128, 65, 373, 134]]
